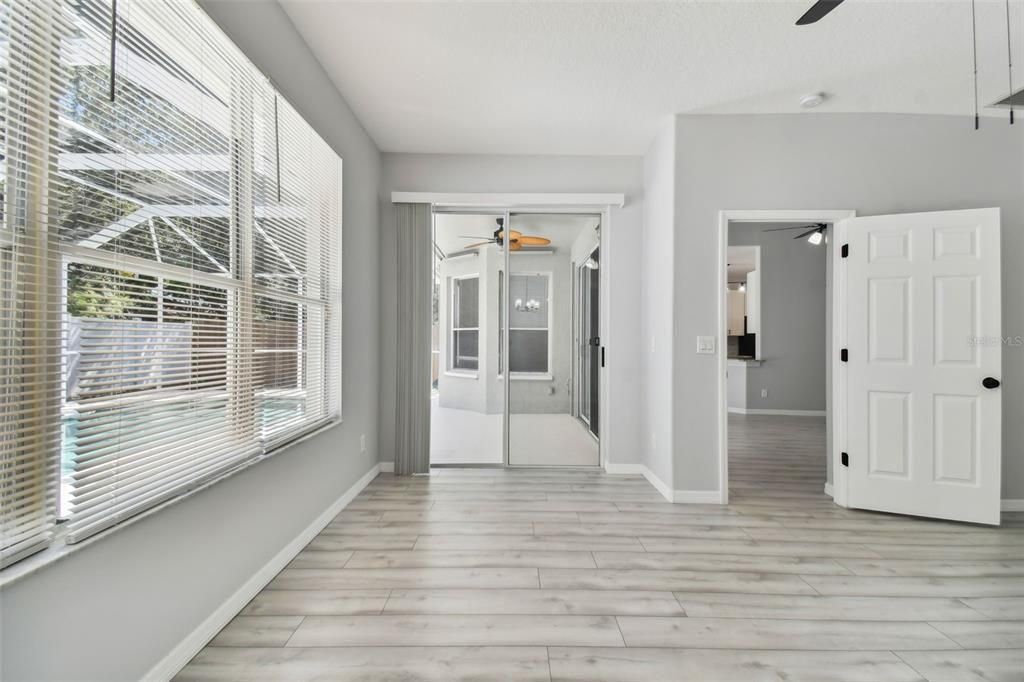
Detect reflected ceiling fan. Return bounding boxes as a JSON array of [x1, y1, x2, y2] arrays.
[[796, 0, 845, 25], [461, 218, 552, 251], [764, 222, 827, 244]]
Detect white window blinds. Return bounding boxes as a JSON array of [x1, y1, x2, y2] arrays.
[[1, 0, 342, 561]]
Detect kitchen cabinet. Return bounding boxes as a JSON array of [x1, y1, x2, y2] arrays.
[[745, 270, 759, 334], [727, 290, 746, 336]]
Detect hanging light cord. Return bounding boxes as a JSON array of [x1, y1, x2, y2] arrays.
[[1007, 0, 1015, 124], [274, 95, 282, 201], [109, 0, 118, 102], [971, 0, 980, 129]]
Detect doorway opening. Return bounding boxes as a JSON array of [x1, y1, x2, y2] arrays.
[[429, 210, 602, 467], [725, 221, 831, 507], [717, 210, 855, 507]]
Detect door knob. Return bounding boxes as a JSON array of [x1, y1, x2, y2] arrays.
[[982, 377, 1001, 389]]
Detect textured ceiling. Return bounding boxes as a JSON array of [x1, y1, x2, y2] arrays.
[[280, 0, 1024, 155]]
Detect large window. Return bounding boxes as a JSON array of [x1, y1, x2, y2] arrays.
[[449, 276, 479, 372], [1, 0, 342, 565]]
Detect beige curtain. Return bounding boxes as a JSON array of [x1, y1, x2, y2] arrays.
[[394, 203, 433, 475]]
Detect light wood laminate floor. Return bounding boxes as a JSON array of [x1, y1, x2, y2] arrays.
[[177, 415, 1024, 681]]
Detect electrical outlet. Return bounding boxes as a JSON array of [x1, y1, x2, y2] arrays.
[[761, 389, 768, 398], [360, 434, 366, 453]]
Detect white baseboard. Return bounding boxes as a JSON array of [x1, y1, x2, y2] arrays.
[[730, 408, 826, 417], [640, 466, 674, 503], [379, 461, 394, 473], [144, 462, 383, 682], [1002, 499, 1024, 512], [673, 489, 726, 504], [824, 482, 833, 498], [604, 462, 645, 475], [634, 465, 725, 505]]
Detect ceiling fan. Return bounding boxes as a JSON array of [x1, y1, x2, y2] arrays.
[[796, 0, 845, 25], [461, 218, 552, 251], [763, 222, 828, 244]]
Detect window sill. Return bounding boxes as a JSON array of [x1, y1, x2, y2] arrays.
[[0, 417, 343, 589], [444, 370, 479, 380]]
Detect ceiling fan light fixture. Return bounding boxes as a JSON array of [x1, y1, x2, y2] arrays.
[[807, 229, 825, 245]]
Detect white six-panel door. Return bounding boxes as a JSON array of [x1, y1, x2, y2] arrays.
[[844, 208, 1002, 525]]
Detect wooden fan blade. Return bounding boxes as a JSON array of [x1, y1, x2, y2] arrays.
[[508, 241, 522, 251], [463, 241, 493, 249], [497, 230, 523, 241], [796, 0, 844, 25], [517, 236, 551, 246]]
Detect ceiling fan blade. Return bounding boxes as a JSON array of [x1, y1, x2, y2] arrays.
[[458, 235, 493, 239], [796, 0, 845, 25], [517, 236, 551, 246], [496, 229, 523, 241], [793, 227, 822, 240], [762, 224, 818, 232], [463, 241, 493, 249], [508, 241, 523, 251]]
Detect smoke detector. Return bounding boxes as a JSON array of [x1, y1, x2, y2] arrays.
[[800, 92, 827, 108]]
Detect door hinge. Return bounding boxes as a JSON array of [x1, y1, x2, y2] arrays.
[[841, 244, 849, 258], [841, 348, 848, 362], [841, 452, 849, 467]]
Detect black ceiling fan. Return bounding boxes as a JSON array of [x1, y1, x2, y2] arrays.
[[796, 0, 845, 25]]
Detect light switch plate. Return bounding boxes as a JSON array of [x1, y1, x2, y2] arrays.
[[696, 336, 716, 354]]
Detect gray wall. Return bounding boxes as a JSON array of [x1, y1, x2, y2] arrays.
[[641, 121, 676, 487], [379, 154, 645, 468], [729, 222, 828, 412], [669, 113, 1024, 495], [0, 2, 383, 680]]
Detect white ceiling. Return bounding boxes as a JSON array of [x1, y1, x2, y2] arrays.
[[434, 213, 598, 257], [280, 0, 1023, 155]]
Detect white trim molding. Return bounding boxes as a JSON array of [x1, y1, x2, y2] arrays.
[[623, 464, 726, 505], [641, 466, 674, 503], [729, 408, 827, 417], [673, 489, 727, 504], [391, 192, 625, 209], [146, 462, 384, 682], [603, 462, 645, 475], [824, 482, 834, 497], [716, 209, 857, 509], [1002, 499, 1024, 512]]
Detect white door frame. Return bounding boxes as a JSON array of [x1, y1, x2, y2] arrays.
[[717, 209, 856, 506], [398, 192, 623, 470]]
